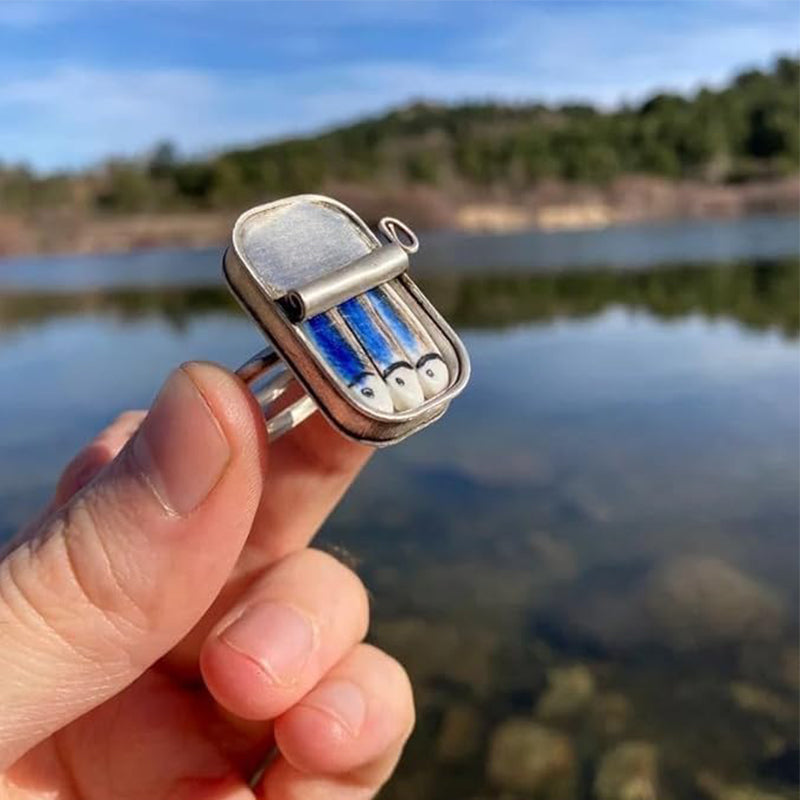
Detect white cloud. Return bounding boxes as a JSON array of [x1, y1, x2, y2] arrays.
[[477, 2, 800, 105], [0, 58, 566, 169]]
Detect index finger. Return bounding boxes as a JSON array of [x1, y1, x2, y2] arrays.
[[246, 409, 372, 566]]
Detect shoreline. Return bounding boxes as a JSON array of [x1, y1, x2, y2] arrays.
[[1, 176, 797, 260]]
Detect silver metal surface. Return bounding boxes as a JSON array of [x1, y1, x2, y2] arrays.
[[235, 349, 318, 441], [233, 197, 373, 296], [267, 395, 317, 440], [254, 367, 293, 406], [379, 216, 419, 254], [236, 347, 280, 382], [284, 243, 408, 322]]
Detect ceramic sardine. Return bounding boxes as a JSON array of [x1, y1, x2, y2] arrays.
[[304, 310, 393, 413], [363, 285, 450, 398], [337, 295, 426, 411]]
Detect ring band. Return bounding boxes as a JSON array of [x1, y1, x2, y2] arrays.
[[235, 347, 317, 441]]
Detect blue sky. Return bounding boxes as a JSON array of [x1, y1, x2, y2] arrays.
[[1, 1, 797, 171]]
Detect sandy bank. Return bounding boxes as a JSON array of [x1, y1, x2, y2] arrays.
[[0, 176, 796, 259]]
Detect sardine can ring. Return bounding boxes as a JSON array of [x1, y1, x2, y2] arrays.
[[224, 194, 470, 447]]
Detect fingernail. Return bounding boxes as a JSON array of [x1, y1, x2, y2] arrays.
[[300, 679, 366, 737], [133, 368, 230, 515], [219, 602, 316, 686]]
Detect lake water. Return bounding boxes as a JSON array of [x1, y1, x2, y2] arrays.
[[0, 217, 798, 799]]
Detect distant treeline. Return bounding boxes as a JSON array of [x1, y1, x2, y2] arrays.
[[2, 259, 796, 337], [0, 57, 797, 215]]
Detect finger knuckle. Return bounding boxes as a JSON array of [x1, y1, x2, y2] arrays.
[[60, 489, 154, 638], [310, 548, 371, 636], [1, 488, 156, 668]]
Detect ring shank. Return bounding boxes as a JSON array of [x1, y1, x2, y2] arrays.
[[235, 347, 317, 440]]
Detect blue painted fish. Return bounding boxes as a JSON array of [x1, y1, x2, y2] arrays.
[[304, 310, 393, 413], [364, 285, 450, 398], [338, 296, 425, 411]]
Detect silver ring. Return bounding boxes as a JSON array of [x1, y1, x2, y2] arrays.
[[225, 195, 470, 446], [235, 347, 317, 441]]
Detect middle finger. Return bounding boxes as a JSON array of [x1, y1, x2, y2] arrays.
[[243, 409, 372, 569], [200, 547, 370, 721]]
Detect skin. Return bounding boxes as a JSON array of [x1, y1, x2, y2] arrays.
[[0, 362, 415, 800]]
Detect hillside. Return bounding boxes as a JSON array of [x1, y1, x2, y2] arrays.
[[0, 56, 797, 255]]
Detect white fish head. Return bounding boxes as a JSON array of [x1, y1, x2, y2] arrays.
[[417, 355, 450, 398], [350, 373, 393, 414], [385, 364, 425, 411]]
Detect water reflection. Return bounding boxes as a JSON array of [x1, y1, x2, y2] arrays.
[[0, 257, 797, 799], [1, 258, 798, 337]]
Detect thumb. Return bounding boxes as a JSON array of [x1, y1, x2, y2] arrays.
[[0, 362, 266, 769]]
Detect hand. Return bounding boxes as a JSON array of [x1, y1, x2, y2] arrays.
[[0, 362, 414, 799]]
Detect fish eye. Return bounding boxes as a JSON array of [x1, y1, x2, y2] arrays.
[[426, 368, 434, 378], [361, 387, 375, 398], [395, 377, 405, 386]]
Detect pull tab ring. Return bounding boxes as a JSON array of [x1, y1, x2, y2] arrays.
[[378, 217, 419, 254]]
